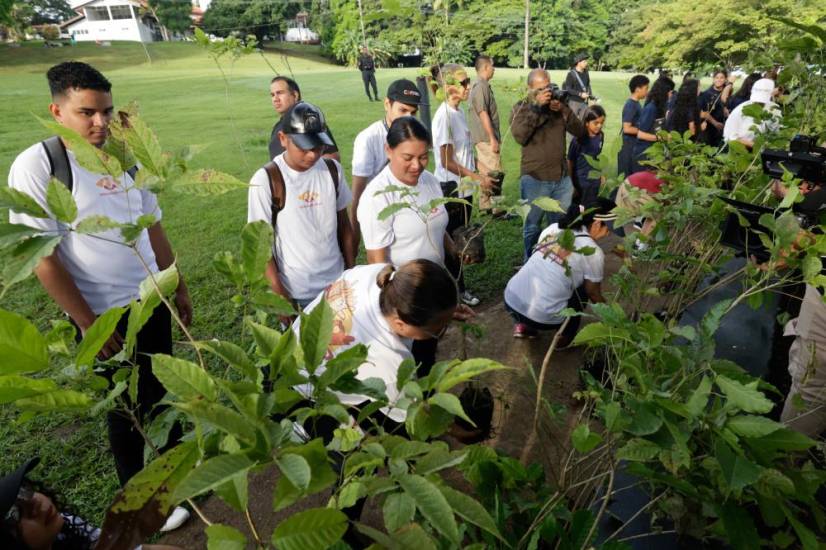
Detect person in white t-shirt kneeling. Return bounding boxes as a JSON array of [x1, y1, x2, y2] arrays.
[[358, 116, 472, 374], [7, 62, 192, 532], [430, 63, 495, 307], [248, 102, 356, 311], [350, 79, 423, 250], [504, 199, 615, 346]]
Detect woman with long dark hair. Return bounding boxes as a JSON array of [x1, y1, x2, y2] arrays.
[[665, 78, 701, 137], [727, 72, 762, 113], [632, 76, 675, 173]]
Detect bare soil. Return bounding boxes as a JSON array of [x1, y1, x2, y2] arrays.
[[159, 234, 624, 548]]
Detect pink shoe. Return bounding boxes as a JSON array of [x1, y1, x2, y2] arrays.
[[513, 323, 538, 339]]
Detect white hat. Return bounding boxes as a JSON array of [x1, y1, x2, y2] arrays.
[[750, 78, 775, 104]]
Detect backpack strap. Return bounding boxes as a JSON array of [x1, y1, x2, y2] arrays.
[[41, 136, 73, 192], [263, 161, 286, 229], [322, 158, 340, 202]]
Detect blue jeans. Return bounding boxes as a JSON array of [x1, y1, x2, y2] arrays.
[[520, 174, 574, 259]]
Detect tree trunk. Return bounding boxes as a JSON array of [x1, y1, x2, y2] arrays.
[[356, 0, 366, 45], [523, 0, 530, 69]]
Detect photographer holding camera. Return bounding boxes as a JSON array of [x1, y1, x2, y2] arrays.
[[511, 69, 588, 260]]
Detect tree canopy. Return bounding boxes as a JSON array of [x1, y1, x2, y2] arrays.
[[149, 0, 193, 35]]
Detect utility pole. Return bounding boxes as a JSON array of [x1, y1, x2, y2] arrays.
[[523, 0, 530, 69], [357, 0, 366, 46]]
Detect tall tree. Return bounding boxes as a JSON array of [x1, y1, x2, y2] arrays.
[[148, 0, 192, 38], [203, 0, 308, 42]]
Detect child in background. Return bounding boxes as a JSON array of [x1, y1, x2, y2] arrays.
[[617, 75, 649, 178], [567, 105, 606, 207]]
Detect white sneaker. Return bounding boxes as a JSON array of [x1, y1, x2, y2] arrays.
[[461, 290, 480, 307], [160, 506, 190, 532]]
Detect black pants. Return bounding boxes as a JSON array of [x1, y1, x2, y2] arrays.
[[102, 306, 181, 485], [617, 139, 635, 178], [504, 284, 585, 341], [441, 181, 471, 294], [361, 70, 378, 100]]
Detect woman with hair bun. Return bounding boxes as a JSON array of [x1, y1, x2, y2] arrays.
[[295, 259, 468, 422], [504, 199, 615, 344]]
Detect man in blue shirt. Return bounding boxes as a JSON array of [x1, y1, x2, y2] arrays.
[[617, 75, 649, 178]]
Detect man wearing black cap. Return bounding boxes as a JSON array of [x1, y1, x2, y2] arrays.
[[563, 53, 593, 120], [248, 102, 355, 310], [267, 76, 340, 162], [349, 79, 422, 249]]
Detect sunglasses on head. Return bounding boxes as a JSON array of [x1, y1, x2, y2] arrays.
[[3, 485, 34, 529], [459, 78, 471, 88]]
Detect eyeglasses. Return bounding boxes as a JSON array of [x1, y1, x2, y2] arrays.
[[460, 78, 471, 88], [3, 485, 34, 529], [422, 323, 450, 340]]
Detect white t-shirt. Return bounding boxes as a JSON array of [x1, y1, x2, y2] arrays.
[[504, 224, 604, 325], [357, 165, 449, 267], [247, 154, 352, 301], [723, 100, 781, 144], [294, 264, 413, 421], [432, 102, 475, 197], [352, 119, 389, 181], [8, 142, 161, 314]]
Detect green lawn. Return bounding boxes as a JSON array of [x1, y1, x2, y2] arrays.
[[0, 40, 639, 522]]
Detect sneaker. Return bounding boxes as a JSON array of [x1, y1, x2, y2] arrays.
[[160, 506, 190, 533], [513, 323, 538, 339], [461, 290, 480, 307]]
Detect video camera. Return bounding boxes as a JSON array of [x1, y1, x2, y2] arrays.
[[721, 135, 826, 261]]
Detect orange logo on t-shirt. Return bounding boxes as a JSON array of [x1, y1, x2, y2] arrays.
[[297, 191, 320, 206], [324, 279, 357, 358], [96, 176, 119, 191]]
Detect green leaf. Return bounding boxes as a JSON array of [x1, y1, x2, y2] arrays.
[[616, 438, 661, 461], [214, 471, 248, 513], [0, 308, 49, 374], [196, 339, 259, 382], [274, 439, 337, 511], [726, 415, 783, 438], [747, 428, 816, 451], [300, 300, 334, 373], [428, 392, 474, 425], [173, 453, 256, 502], [271, 507, 348, 550], [120, 112, 165, 176], [438, 484, 503, 541], [716, 375, 773, 413], [74, 215, 122, 235], [247, 320, 282, 358], [171, 169, 248, 196], [152, 354, 217, 401], [771, 16, 826, 43], [718, 502, 760, 550], [685, 375, 712, 417], [0, 375, 57, 404], [783, 504, 819, 550], [0, 223, 40, 247], [317, 344, 368, 389], [572, 322, 629, 346], [397, 474, 459, 543], [571, 424, 603, 453], [174, 401, 257, 443], [626, 402, 662, 436], [240, 221, 273, 282], [532, 196, 564, 213], [716, 442, 760, 492], [435, 358, 507, 392], [414, 449, 466, 475], [2, 236, 61, 290], [277, 453, 312, 491], [206, 524, 247, 550], [383, 492, 416, 533], [377, 202, 410, 221], [75, 307, 125, 367], [0, 187, 49, 218], [15, 389, 91, 411], [39, 117, 121, 176], [46, 179, 77, 223]]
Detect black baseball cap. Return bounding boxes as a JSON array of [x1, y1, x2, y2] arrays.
[[1, 457, 38, 521], [573, 52, 589, 64], [387, 79, 422, 105], [281, 102, 335, 151]]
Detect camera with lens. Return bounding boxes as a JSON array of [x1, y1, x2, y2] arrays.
[[762, 134, 826, 229], [547, 83, 570, 102]]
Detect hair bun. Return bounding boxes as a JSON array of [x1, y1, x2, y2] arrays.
[[376, 264, 396, 289]]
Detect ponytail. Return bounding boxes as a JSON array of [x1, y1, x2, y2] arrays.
[[378, 260, 457, 327]]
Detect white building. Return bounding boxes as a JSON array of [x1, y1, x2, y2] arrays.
[[61, 0, 162, 43]]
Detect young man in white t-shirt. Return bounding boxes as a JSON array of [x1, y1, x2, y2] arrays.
[[7, 62, 192, 529], [350, 79, 422, 251], [723, 78, 781, 150], [248, 102, 355, 309]]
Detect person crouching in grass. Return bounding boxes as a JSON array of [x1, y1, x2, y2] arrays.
[[504, 199, 616, 346]]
